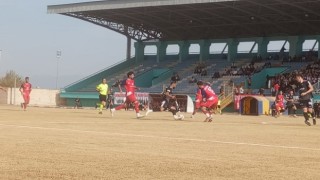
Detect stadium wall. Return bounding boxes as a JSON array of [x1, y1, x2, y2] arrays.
[[5, 88, 64, 107]]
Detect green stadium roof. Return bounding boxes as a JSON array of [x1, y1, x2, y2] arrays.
[[48, 0, 320, 41]]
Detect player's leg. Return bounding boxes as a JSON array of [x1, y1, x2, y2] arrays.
[[200, 101, 212, 122], [110, 101, 127, 117], [98, 95, 106, 114], [308, 106, 316, 125], [191, 101, 201, 118], [160, 100, 167, 112], [22, 93, 29, 110], [169, 103, 183, 120], [301, 101, 311, 126], [201, 106, 211, 122], [25, 94, 30, 110], [207, 101, 218, 122], [275, 104, 279, 117], [292, 105, 297, 117], [127, 95, 144, 118]]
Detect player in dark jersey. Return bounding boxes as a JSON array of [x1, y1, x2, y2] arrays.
[[285, 90, 297, 117], [106, 88, 114, 110], [295, 74, 316, 126], [159, 81, 184, 120]]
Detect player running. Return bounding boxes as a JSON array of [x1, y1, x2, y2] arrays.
[[285, 90, 297, 117], [275, 90, 285, 118], [295, 73, 316, 126], [195, 81, 218, 122], [19, 77, 32, 111], [159, 81, 184, 120], [96, 78, 108, 114], [111, 71, 146, 119]]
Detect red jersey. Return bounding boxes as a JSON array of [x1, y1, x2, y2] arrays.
[[20, 82, 32, 94], [197, 85, 217, 101], [276, 94, 284, 103], [125, 78, 135, 96], [195, 89, 202, 103]]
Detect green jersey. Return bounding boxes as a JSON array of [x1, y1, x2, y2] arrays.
[[96, 83, 108, 96]]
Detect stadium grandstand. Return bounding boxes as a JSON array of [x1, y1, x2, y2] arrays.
[[48, 0, 320, 110]]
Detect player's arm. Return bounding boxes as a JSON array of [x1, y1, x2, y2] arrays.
[[96, 85, 101, 92], [19, 84, 24, 94], [118, 84, 123, 93], [165, 91, 175, 99], [285, 96, 291, 102], [301, 81, 314, 96]]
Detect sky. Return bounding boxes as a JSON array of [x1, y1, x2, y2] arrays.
[[0, 0, 131, 89]]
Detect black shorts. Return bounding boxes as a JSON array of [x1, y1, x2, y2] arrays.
[[286, 102, 295, 109], [161, 99, 177, 110], [99, 95, 107, 102], [107, 95, 114, 102], [299, 99, 313, 109]]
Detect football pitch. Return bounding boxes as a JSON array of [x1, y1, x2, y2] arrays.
[[1, 105, 320, 179]]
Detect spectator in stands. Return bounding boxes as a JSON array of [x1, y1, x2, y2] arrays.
[[273, 81, 280, 96], [212, 72, 219, 79], [234, 86, 239, 95], [247, 76, 252, 88], [219, 86, 225, 98], [239, 86, 244, 95], [171, 73, 181, 82], [189, 76, 197, 83], [200, 68, 207, 76], [258, 88, 265, 96]]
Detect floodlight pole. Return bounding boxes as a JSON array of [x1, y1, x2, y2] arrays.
[[56, 50, 61, 89]]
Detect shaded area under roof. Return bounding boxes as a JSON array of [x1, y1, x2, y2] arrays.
[[48, 0, 320, 41]]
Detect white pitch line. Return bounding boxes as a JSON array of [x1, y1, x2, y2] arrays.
[[1, 123, 320, 152]]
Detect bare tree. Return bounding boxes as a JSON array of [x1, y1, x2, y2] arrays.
[[0, 70, 23, 87]]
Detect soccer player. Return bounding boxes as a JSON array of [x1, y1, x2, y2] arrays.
[[275, 90, 285, 118], [74, 97, 81, 109], [295, 73, 316, 126], [19, 77, 32, 111], [106, 88, 115, 110], [96, 78, 108, 114], [159, 81, 184, 120], [111, 71, 146, 118], [195, 81, 218, 122], [285, 90, 297, 117]]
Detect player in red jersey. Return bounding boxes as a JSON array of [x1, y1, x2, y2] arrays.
[[196, 81, 218, 122], [111, 71, 145, 118], [275, 90, 285, 117], [19, 77, 32, 110]]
